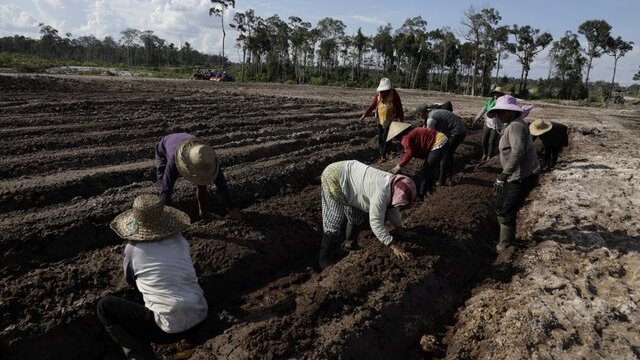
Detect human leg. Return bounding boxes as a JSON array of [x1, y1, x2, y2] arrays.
[[481, 125, 491, 159], [320, 189, 346, 268], [418, 144, 448, 197], [97, 296, 189, 359]]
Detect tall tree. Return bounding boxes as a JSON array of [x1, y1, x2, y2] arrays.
[[507, 25, 553, 95], [634, 66, 640, 97], [38, 23, 61, 59], [550, 31, 586, 99], [492, 25, 510, 83], [372, 23, 394, 72], [315, 17, 346, 79], [578, 20, 611, 94], [351, 28, 370, 82], [460, 6, 501, 96], [604, 36, 634, 97], [209, 0, 235, 70], [288, 16, 312, 83], [120, 28, 140, 66]]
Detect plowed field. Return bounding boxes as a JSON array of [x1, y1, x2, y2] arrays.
[[2, 74, 638, 360]]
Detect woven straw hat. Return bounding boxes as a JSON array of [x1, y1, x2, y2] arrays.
[[110, 194, 190, 242], [492, 86, 505, 96], [529, 119, 553, 136], [386, 121, 412, 142], [377, 78, 392, 92], [175, 139, 219, 186]]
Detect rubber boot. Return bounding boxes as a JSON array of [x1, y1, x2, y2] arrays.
[[344, 222, 360, 251], [319, 234, 339, 269], [496, 223, 516, 252], [105, 324, 156, 360]]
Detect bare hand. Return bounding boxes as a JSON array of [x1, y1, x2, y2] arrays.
[[227, 208, 242, 221], [391, 165, 402, 174], [390, 243, 411, 260]]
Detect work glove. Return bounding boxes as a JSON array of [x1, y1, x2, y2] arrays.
[[391, 164, 402, 174], [493, 173, 509, 196]]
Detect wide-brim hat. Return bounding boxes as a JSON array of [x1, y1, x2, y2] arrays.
[[491, 86, 505, 96], [110, 194, 190, 242], [529, 119, 553, 136], [377, 77, 392, 92], [386, 121, 412, 142], [487, 95, 523, 118], [175, 139, 219, 186]]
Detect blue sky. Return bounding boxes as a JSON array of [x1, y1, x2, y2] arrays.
[[1, 0, 638, 84]]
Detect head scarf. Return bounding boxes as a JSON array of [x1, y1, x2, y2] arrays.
[[391, 175, 417, 207]]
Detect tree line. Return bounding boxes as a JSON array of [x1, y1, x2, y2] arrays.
[[0, 23, 226, 69], [0, 3, 637, 101], [219, 5, 634, 100]]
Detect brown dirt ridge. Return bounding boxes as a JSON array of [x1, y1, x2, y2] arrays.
[[1, 74, 638, 360]]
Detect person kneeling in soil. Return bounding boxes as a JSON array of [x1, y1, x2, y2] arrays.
[[417, 105, 467, 186], [529, 119, 569, 171], [155, 133, 241, 220], [319, 160, 417, 269], [386, 121, 449, 200], [359, 78, 405, 162], [97, 194, 208, 360], [488, 96, 541, 252]]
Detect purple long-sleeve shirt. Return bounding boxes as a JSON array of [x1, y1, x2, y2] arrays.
[[155, 133, 234, 209]]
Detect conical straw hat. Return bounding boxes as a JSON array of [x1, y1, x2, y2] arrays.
[[529, 119, 553, 136], [110, 194, 190, 242], [386, 121, 412, 142], [175, 139, 219, 185]]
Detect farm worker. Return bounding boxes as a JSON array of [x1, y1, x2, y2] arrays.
[[386, 121, 449, 199], [155, 132, 241, 220], [488, 95, 540, 252], [318, 160, 417, 269], [359, 78, 405, 162], [97, 194, 207, 360], [529, 120, 569, 171], [474, 86, 506, 161], [417, 106, 468, 186]]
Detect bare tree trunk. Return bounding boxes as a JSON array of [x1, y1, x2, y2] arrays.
[[584, 55, 593, 96], [221, 17, 226, 70], [609, 57, 619, 96]]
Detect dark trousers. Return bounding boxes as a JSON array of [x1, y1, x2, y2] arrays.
[[417, 143, 448, 197], [495, 173, 539, 226], [439, 133, 466, 184], [97, 296, 202, 357], [377, 124, 390, 158], [481, 125, 499, 158]]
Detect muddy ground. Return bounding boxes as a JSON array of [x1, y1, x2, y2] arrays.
[[1, 75, 639, 359]]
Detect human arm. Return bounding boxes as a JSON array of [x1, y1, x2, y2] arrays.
[[501, 124, 528, 177], [213, 169, 241, 220], [159, 162, 179, 205], [396, 137, 414, 169], [360, 94, 378, 121]]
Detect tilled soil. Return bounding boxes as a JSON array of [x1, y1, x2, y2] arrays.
[[2, 74, 637, 360]]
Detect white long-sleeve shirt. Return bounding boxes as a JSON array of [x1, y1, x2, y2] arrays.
[[126, 234, 208, 333], [339, 160, 402, 245]]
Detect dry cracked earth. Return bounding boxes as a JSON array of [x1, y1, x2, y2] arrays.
[[0, 74, 638, 359]]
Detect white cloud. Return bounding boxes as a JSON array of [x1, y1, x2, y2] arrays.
[[0, 4, 40, 36], [348, 15, 386, 26]]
